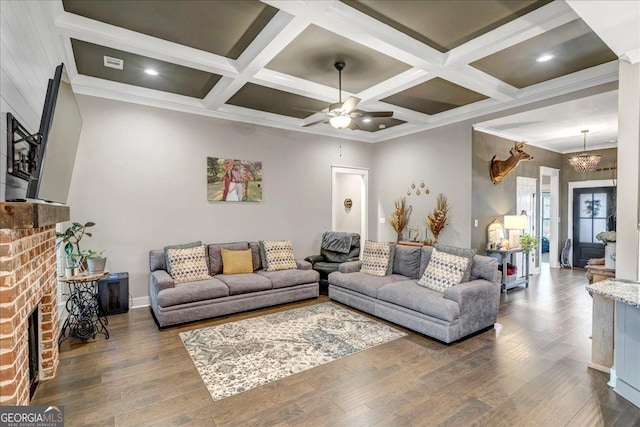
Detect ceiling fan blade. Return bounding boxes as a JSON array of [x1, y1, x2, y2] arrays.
[[341, 96, 361, 114], [303, 118, 328, 127], [351, 110, 394, 118]]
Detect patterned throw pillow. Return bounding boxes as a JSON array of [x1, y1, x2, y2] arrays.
[[418, 248, 469, 292], [433, 243, 476, 283], [262, 240, 297, 272], [361, 241, 393, 277], [166, 245, 211, 284], [163, 240, 202, 274]]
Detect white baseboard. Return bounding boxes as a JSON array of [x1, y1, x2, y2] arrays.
[[132, 296, 150, 309]]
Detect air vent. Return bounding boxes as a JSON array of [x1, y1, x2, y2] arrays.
[[103, 56, 123, 70]]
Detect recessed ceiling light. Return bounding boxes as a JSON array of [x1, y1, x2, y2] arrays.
[[144, 68, 159, 76], [379, 124, 386, 129], [536, 54, 555, 63], [363, 118, 372, 123]]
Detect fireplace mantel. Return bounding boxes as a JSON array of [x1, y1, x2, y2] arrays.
[[1, 202, 70, 229]]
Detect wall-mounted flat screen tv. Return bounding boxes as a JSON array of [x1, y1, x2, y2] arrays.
[[25, 63, 83, 204]]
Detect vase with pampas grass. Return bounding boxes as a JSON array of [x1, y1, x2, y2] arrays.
[[390, 197, 412, 242]]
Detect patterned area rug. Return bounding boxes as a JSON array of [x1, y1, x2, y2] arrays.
[[179, 302, 406, 401]]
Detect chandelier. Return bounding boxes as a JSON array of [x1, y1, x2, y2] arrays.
[[569, 130, 601, 172]]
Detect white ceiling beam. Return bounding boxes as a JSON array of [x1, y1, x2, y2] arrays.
[[567, 0, 640, 64], [52, 10, 237, 75], [444, 0, 579, 67], [265, 0, 444, 70], [251, 69, 338, 103], [203, 12, 309, 109], [440, 66, 518, 101], [356, 68, 432, 102]]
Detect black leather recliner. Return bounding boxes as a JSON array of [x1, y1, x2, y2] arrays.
[[306, 232, 360, 292]]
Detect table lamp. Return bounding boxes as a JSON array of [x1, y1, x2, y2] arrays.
[[504, 214, 527, 249]]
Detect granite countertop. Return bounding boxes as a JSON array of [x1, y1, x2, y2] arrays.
[[587, 279, 640, 308]]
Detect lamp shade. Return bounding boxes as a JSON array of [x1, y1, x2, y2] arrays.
[[503, 214, 527, 230], [330, 115, 351, 129]]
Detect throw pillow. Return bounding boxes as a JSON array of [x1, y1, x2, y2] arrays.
[[166, 245, 210, 284], [261, 240, 297, 272], [433, 243, 476, 283], [361, 241, 394, 277], [163, 241, 202, 274], [221, 248, 253, 275], [418, 248, 469, 292]]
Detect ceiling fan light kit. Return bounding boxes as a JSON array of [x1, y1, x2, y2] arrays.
[[307, 61, 393, 130], [569, 130, 601, 172], [330, 115, 351, 129]]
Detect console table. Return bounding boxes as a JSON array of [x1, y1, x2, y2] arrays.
[[485, 248, 529, 292], [59, 271, 109, 345]]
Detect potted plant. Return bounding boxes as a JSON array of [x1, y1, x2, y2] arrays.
[[84, 249, 107, 274], [596, 230, 616, 269], [56, 221, 95, 272], [519, 233, 539, 255]]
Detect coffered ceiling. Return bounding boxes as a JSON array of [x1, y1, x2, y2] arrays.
[[41, 0, 624, 144]]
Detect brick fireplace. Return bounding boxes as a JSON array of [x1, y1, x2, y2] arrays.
[[0, 202, 69, 405]]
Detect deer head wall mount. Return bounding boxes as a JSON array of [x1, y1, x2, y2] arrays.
[[490, 142, 533, 184]]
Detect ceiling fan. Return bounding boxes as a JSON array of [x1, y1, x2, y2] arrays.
[[304, 62, 393, 130]]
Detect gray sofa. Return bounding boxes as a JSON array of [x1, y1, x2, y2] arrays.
[[328, 245, 500, 343], [149, 241, 319, 327]]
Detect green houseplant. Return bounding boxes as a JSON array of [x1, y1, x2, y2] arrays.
[[83, 249, 107, 274], [56, 221, 95, 272], [519, 233, 539, 255]]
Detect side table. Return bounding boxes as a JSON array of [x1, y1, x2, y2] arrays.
[[58, 271, 109, 345], [485, 248, 529, 292]]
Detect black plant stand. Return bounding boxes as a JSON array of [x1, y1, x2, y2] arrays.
[[59, 271, 109, 345]]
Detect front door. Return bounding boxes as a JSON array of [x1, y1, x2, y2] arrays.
[[572, 187, 615, 268]]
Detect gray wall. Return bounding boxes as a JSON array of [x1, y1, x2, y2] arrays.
[[372, 122, 473, 247], [67, 95, 373, 301], [471, 130, 563, 254]]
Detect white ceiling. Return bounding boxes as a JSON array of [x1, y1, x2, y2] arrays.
[[474, 90, 619, 153], [35, 1, 640, 144]]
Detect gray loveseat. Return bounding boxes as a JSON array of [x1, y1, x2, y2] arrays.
[[149, 241, 319, 327], [328, 245, 500, 343]]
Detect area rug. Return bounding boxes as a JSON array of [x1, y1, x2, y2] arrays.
[[179, 302, 406, 401]]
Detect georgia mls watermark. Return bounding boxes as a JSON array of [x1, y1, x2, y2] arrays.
[[0, 406, 64, 427]]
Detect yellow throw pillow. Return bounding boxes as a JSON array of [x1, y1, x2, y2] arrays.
[[221, 248, 253, 275]]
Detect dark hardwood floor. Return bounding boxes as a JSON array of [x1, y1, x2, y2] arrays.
[[33, 267, 640, 426]]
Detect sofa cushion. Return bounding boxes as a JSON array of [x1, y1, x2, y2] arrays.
[[163, 241, 202, 274], [377, 280, 460, 322], [328, 271, 405, 298], [257, 269, 320, 289], [208, 242, 249, 275], [418, 249, 469, 292], [157, 276, 229, 307], [216, 273, 272, 295], [262, 240, 297, 272], [149, 249, 166, 272], [434, 243, 476, 283], [361, 241, 395, 277], [392, 245, 422, 279], [166, 245, 211, 284], [418, 246, 434, 278], [221, 248, 253, 275], [248, 242, 263, 271]]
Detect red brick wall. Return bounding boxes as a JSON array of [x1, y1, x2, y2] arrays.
[[0, 226, 59, 405]]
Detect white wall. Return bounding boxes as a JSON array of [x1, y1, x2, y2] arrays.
[[372, 122, 473, 246], [334, 173, 361, 234], [67, 95, 374, 300]]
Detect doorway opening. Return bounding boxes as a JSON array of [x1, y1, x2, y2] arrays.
[[540, 167, 560, 269], [331, 166, 368, 245], [516, 176, 538, 275]]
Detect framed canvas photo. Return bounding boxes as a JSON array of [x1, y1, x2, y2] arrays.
[[207, 157, 262, 202]]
